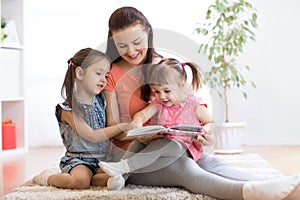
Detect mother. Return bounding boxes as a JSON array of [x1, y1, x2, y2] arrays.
[[63, 6, 300, 200]]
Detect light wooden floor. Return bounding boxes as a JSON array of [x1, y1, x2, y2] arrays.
[[242, 145, 300, 176], [1, 145, 300, 197]]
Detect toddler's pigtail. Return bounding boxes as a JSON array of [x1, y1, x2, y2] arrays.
[[185, 62, 203, 91]]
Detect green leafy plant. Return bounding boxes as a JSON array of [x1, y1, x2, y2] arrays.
[[195, 0, 258, 122], [1, 18, 8, 42]]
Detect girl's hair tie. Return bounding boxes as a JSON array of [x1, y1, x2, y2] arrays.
[[68, 59, 76, 68], [181, 63, 186, 67]]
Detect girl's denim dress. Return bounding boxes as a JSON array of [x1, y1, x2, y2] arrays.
[[55, 93, 111, 174]]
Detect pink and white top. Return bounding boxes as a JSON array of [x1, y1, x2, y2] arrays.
[[151, 95, 207, 161]]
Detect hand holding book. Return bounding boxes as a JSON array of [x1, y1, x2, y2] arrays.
[[126, 125, 204, 138]]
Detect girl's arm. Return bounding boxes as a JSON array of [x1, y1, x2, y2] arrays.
[[61, 109, 76, 130], [73, 114, 131, 143], [132, 103, 162, 144], [196, 104, 213, 127], [194, 104, 215, 145], [132, 103, 158, 127], [59, 98, 132, 143]]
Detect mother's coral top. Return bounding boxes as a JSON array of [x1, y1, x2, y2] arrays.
[[105, 64, 150, 150]]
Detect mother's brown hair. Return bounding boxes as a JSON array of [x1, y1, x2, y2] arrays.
[[106, 6, 161, 102]]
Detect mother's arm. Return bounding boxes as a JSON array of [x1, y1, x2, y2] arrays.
[[103, 90, 131, 141], [103, 90, 119, 126]]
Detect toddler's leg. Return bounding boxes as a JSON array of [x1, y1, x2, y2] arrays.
[[126, 138, 185, 172], [106, 174, 125, 190], [122, 140, 147, 159], [105, 140, 146, 190], [110, 140, 146, 163], [121, 140, 146, 182], [99, 138, 185, 176]]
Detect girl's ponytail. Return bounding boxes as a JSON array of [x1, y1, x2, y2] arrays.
[[61, 58, 78, 107], [184, 62, 203, 91]]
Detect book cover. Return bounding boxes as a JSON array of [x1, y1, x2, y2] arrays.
[[127, 125, 203, 138]]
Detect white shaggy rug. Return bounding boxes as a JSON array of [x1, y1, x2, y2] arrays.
[[2, 154, 282, 200]]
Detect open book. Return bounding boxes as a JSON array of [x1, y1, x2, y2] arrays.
[[127, 125, 203, 138]]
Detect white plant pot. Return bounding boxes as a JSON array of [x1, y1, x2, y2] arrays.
[[213, 122, 246, 154]]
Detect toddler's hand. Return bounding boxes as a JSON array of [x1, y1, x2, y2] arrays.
[[196, 123, 216, 145], [193, 133, 216, 146], [128, 121, 139, 130]]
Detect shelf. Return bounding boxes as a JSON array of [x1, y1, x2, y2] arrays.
[[0, 97, 25, 102], [0, 147, 27, 157], [0, 48, 22, 99], [0, 44, 23, 50], [1, 0, 26, 156], [1, 100, 26, 152]]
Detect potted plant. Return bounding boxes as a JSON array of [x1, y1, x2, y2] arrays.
[[195, 0, 258, 153], [1, 18, 7, 42]]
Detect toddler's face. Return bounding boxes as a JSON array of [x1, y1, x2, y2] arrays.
[[150, 84, 182, 107]]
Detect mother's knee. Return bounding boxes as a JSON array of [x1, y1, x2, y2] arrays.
[[170, 157, 196, 172]]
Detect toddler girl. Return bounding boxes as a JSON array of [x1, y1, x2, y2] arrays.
[[99, 58, 217, 187]]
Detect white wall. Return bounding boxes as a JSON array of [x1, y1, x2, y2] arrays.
[[24, 0, 118, 146], [230, 0, 300, 145], [23, 0, 300, 147]]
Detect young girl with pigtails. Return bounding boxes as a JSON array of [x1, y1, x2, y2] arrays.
[[99, 58, 215, 188]]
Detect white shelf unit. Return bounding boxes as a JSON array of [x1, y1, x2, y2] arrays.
[[0, 0, 27, 157]]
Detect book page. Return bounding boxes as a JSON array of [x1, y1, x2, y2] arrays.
[[127, 125, 165, 138], [127, 125, 203, 138], [167, 125, 204, 136]]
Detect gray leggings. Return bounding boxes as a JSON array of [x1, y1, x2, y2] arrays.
[[123, 138, 186, 173], [116, 138, 261, 200]]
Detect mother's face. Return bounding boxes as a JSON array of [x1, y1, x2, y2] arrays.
[[111, 24, 148, 66]]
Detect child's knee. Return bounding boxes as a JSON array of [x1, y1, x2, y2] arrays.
[[168, 140, 185, 154], [68, 176, 90, 189]]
